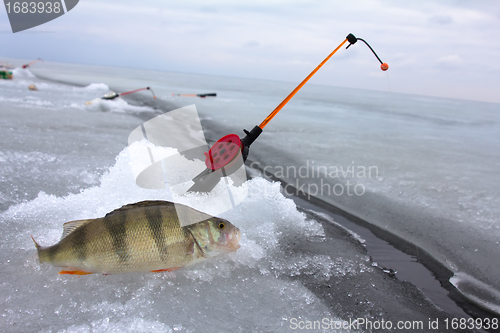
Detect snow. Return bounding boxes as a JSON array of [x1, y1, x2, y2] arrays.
[[0, 143, 358, 332], [82, 83, 110, 91]]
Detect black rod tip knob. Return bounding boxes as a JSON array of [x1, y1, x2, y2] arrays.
[[346, 33, 358, 49]]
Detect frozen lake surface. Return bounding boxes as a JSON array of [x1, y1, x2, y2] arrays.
[[0, 59, 498, 331]]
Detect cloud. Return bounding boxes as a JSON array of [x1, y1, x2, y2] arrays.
[[436, 54, 463, 69], [428, 15, 454, 25], [2, 0, 500, 103]]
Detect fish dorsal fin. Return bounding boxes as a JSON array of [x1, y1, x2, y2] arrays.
[[61, 219, 92, 239], [104, 200, 175, 217]]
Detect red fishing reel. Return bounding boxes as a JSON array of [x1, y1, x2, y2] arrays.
[[188, 126, 261, 192], [204, 134, 243, 171], [203, 125, 262, 172]]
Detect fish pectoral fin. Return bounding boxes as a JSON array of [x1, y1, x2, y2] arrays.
[[59, 269, 93, 275], [150, 267, 181, 273]]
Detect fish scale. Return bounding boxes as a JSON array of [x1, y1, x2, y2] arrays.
[[32, 201, 241, 275]]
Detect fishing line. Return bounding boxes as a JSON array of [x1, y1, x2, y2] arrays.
[[384, 66, 408, 198], [349, 37, 388, 70]]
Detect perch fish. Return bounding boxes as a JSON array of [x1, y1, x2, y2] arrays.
[[32, 201, 241, 275]]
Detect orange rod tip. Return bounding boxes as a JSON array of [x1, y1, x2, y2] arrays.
[[258, 38, 348, 129], [381, 63, 389, 71]]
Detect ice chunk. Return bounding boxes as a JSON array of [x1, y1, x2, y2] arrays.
[[82, 83, 110, 91], [450, 272, 500, 315]]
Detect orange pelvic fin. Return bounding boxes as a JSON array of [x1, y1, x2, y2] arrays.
[[150, 267, 181, 273], [59, 269, 93, 275]]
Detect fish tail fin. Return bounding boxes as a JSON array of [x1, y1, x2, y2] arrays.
[[31, 235, 46, 262], [31, 235, 41, 250]]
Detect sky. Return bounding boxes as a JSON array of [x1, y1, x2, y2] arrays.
[[1, 0, 500, 103]]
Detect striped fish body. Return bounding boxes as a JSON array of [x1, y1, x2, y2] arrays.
[[33, 201, 241, 274]]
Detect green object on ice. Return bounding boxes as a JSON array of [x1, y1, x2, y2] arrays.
[[0, 70, 13, 80]]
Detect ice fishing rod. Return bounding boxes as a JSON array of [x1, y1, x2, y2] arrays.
[[22, 58, 43, 69], [172, 93, 217, 98], [84, 87, 156, 105], [188, 33, 388, 193], [101, 86, 156, 100]]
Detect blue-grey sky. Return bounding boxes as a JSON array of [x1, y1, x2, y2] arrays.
[[1, 0, 500, 103]]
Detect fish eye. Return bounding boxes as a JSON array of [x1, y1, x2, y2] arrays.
[[218, 222, 225, 229]]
